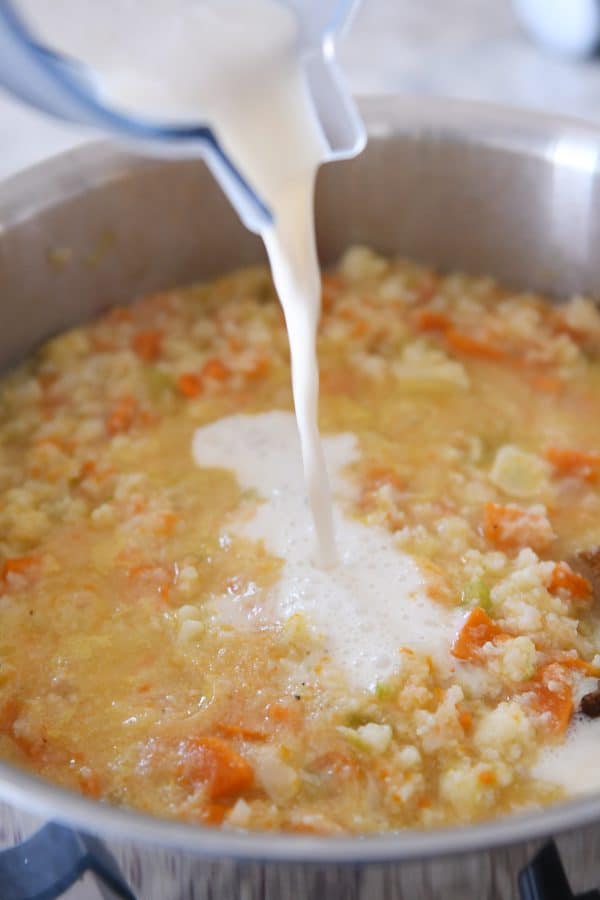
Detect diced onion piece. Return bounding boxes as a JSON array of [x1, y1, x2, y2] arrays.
[[489, 445, 549, 498], [226, 798, 252, 828], [338, 722, 392, 754], [178, 619, 205, 643], [252, 747, 299, 804]]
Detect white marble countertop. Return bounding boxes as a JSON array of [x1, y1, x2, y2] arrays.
[[3, 0, 600, 180]]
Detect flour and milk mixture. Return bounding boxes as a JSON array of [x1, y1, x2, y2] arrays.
[[2, 0, 600, 832]]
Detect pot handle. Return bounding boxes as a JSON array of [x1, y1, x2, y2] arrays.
[[0, 820, 136, 900], [519, 840, 600, 900]]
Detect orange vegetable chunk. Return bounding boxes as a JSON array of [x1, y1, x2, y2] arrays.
[[201, 358, 231, 381], [216, 723, 266, 742], [177, 372, 203, 398], [2, 555, 40, 580], [131, 329, 162, 361], [548, 562, 592, 601], [527, 663, 573, 736], [445, 329, 506, 361], [545, 447, 600, 482], [452, 607, 502, 662], [483, 503, 555, 553], [180, 736, 253, 800], [556, 655, 600, 677], [413, 309, 451, 333]]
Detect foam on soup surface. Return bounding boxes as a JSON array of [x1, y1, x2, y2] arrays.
[[1, 246, 600, 832]]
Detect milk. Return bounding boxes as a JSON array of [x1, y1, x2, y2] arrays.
[[193, 412, 461, 690], [20, 0, 336, 564], [533, 716, 600, 795]]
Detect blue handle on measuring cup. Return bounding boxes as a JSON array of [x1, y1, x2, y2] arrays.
[[0, 0, 365, 231], [0, 0, 272, 231]]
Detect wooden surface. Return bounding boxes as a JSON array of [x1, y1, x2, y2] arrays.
[[3, 800, 600, 899]]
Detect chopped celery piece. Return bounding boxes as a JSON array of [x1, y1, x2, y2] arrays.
[[375, 681, 395, 701], [461, 577, 491, 611]]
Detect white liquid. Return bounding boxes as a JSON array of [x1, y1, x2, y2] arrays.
[[193, 412, 462, 691], [533, 674, 600, 794], [533, 716, 600, 795], [21, 0, 337, 564]]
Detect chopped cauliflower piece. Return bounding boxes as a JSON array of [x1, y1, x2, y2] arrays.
[[393, 340, 469, 391], [339, 245, 389, 281], [475, 701, 533, 762], [489, 445, 549, 498]]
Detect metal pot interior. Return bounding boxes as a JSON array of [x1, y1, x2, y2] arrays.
[[0, 95, 600, 862]]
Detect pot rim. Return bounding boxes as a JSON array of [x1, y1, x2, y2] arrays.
[[1, 94, 600, 863]]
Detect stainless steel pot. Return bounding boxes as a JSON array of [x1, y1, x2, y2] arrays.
[[1, 96, 600, 899]]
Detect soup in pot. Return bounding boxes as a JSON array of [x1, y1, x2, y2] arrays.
[[1, 246, 600, 833]]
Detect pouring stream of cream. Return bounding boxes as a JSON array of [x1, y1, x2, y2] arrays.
[[21, 0, 337, 563]]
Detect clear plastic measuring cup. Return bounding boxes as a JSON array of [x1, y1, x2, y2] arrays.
[[0, 0, 365, 231]]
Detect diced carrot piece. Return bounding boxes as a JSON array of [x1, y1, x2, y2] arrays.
[[527, 663, 573, 736], [483, 503, 555, 553], [322, 274, 344, 296], [131, 330, 162, 362], [266, 702, 303, 728], [285, 820, 332, 835], [78, 460, 114, 484], [2, 555, 40, 580], [201, 358, 231, 381], [216, 723, 266, 742], [0, 697, 20, 733], [478, 769, 496, 786], [556, 656, 600, 677], [548, 562, 592, 601], [413, 309, 451, 333], [445, 329, 506, 361], [322, 273, 344, 292], [245, 357, 270, 380], [451, 607, 503, 662], [180, 736, 253, 800], [202, 802, 230, 825], [321, 273, 344, 311], [155, 512, 178, 536], [79, 460, 96, 479], [131, 496, 148, 515], [177, 373, 203, 398], [545, 447, 600, 482], [78, 768, 103, 799], [106, 396, 137, 436], [458, 710, 473, 733], [352, 319, 369, 338]]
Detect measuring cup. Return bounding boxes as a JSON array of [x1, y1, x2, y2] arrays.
[[0, 0, 365, 231]]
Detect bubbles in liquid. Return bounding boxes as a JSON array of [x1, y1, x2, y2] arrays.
[[193, 412, 462, 690]]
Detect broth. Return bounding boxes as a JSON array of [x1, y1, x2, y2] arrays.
[[0, 247, 600, 831]]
